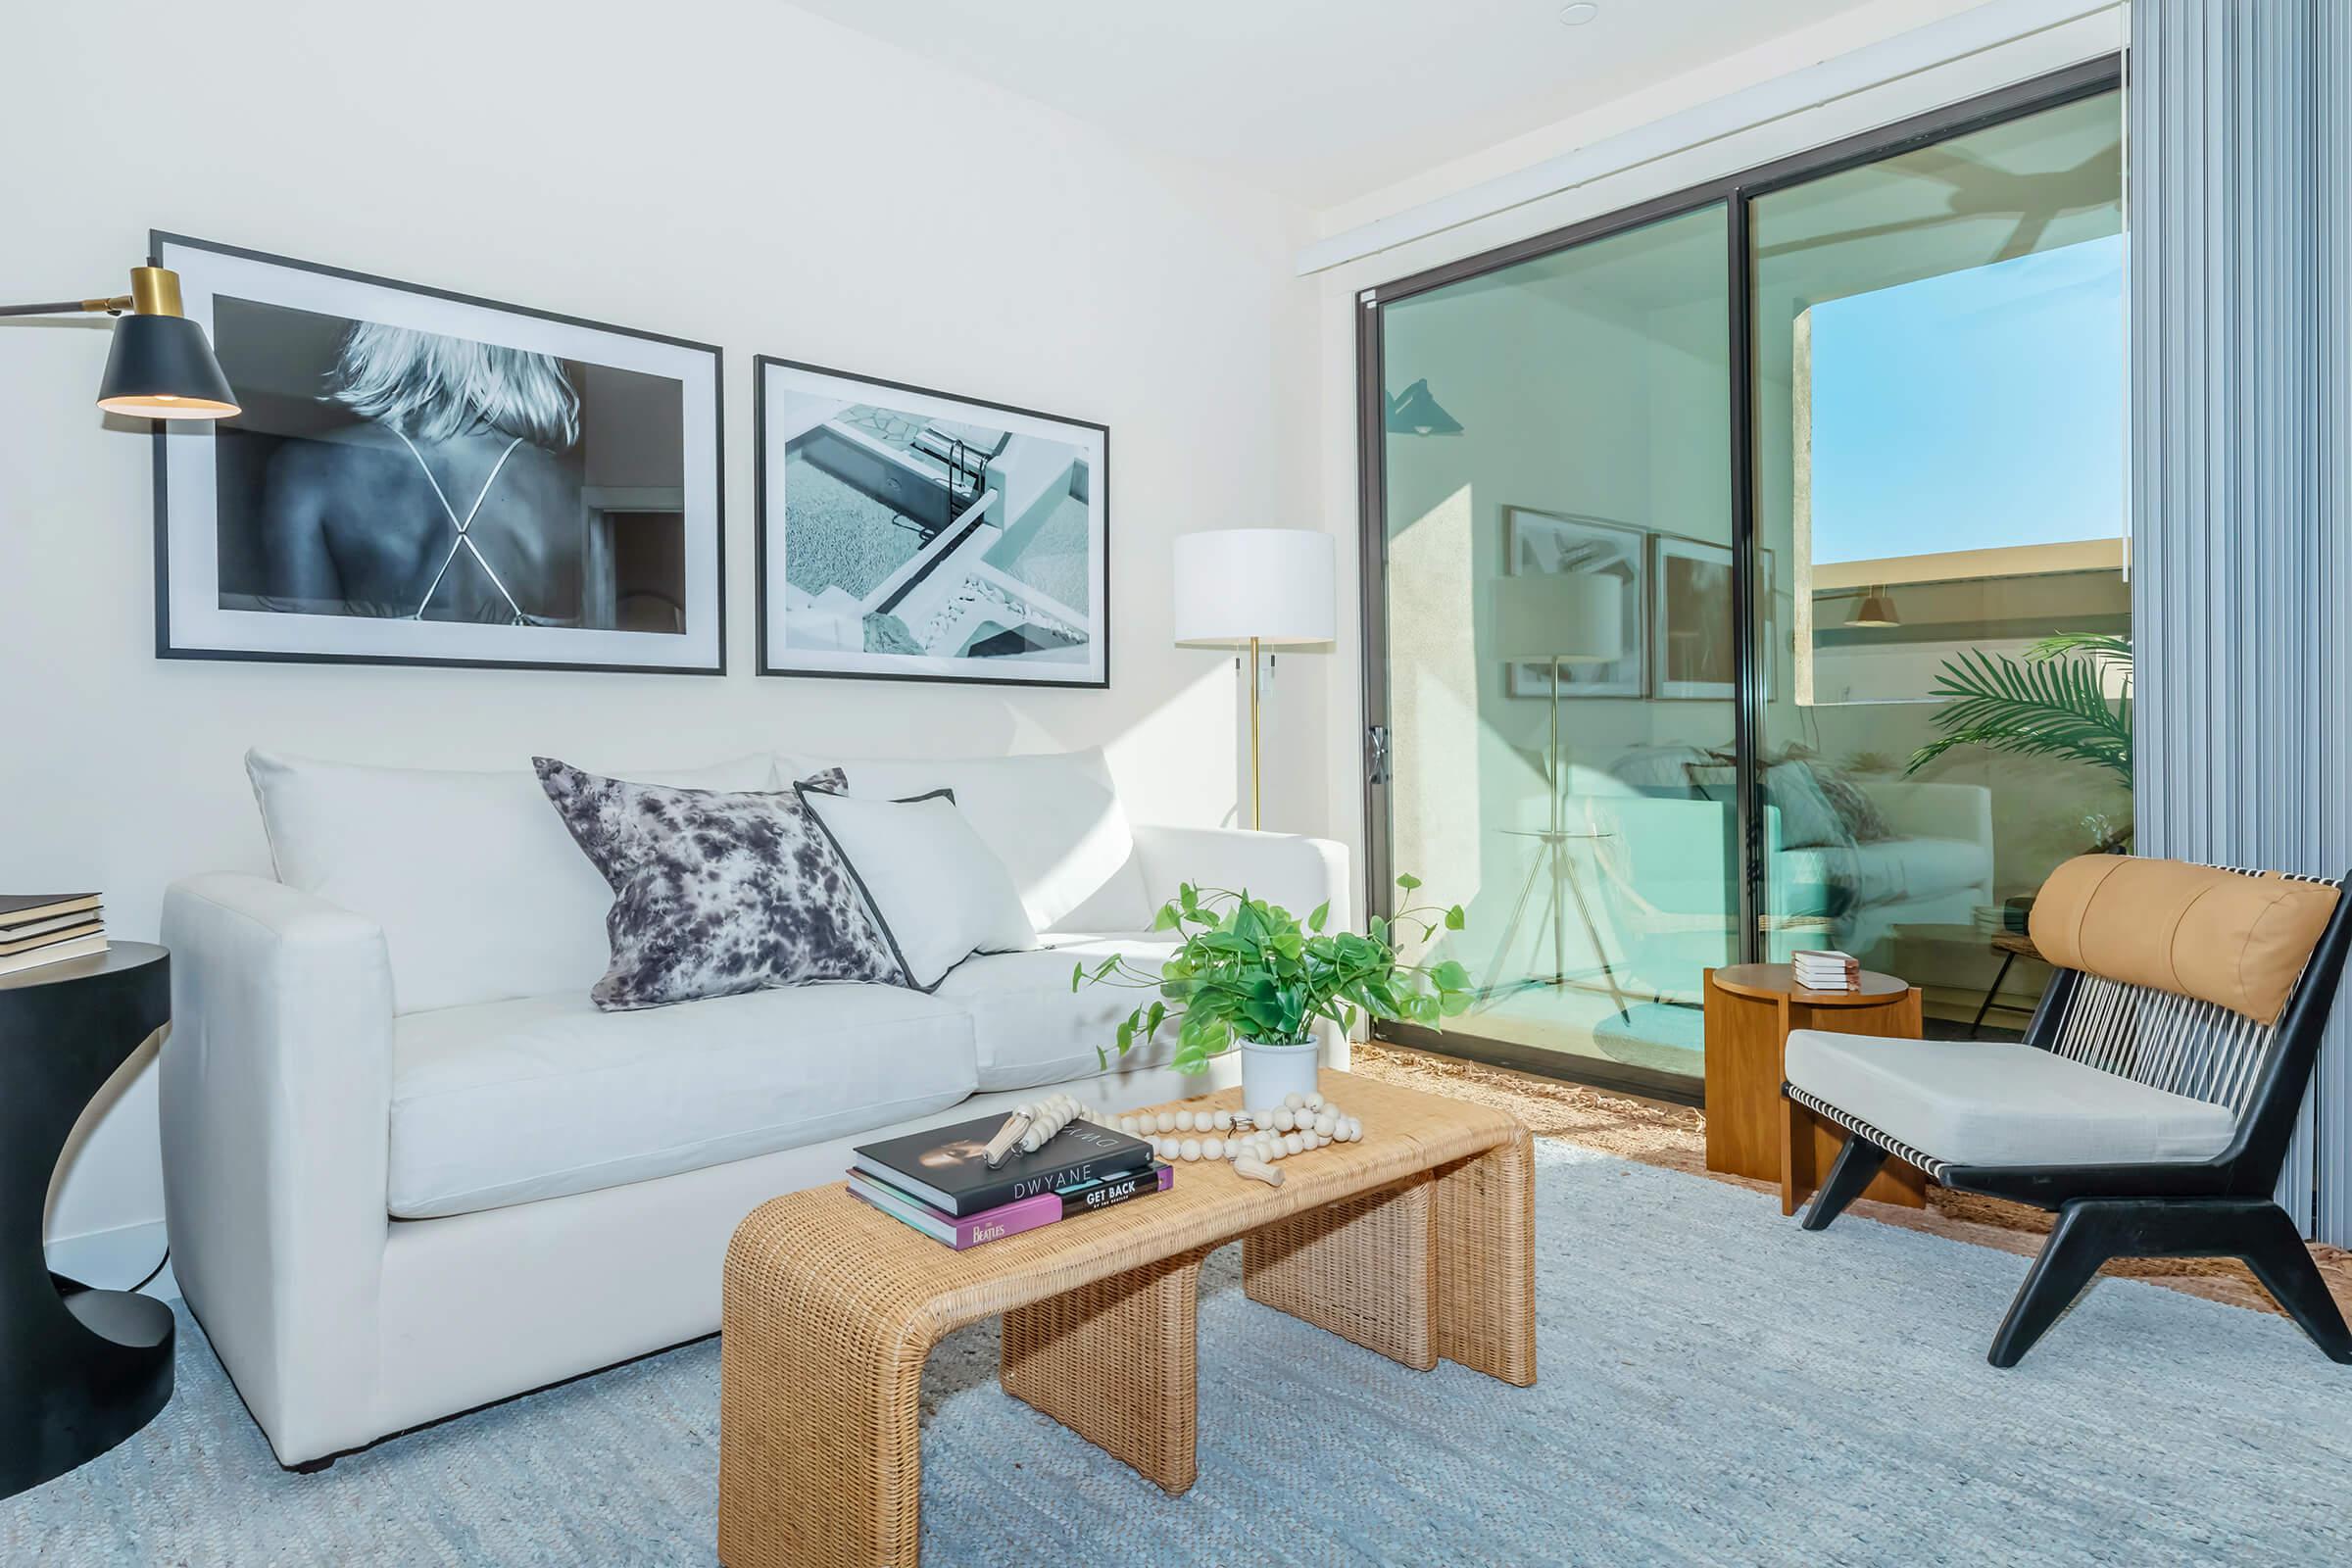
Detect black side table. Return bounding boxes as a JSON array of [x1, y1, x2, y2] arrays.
[[1, 943, 173, 1499]]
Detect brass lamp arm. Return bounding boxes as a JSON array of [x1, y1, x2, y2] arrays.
[[0, 297, 136, 318], [2, 267, 181, 320]]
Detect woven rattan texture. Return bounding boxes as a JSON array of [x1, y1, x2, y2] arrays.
[[717, 1070, 1533, 1567], [1245, 1175, 1438, 1371]]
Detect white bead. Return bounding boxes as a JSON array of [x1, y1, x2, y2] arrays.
[[1116, 1116, 1133, 1134], [1285, 1132, 1305, 1155], [1201, 1137, 1222, 1160], [1152, 1137, 1172, 1159], [1348, 1118, 1363, 1141], [1172, 1109, 1192, 1132], [1181, 1138, 1201, 1161], [1305, 1092, 1324, 1111], [1284, 1092, 1306, 1110], [1313, 1111, 1336, 1136], [1267, 1110, 1288, 1133], [1155, 1111, 1175, 1133], [1212, 1109, 1234, 1131]]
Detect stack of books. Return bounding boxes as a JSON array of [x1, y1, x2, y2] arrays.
[[1791, 948, 1860, 993], [0, 894, 107, 977], [849, 1113, 1168, 1250]]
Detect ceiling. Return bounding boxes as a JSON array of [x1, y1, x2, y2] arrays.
[[788, 0, 1881, 209]]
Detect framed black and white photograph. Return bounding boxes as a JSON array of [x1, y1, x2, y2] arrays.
[[153, 233, 724, 673], [1503, 507, 1645, 699], [756, 356, 1106, 687]]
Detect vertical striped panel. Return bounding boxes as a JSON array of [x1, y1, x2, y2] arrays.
[[2317, 5, 2352, 1244], [2128, 1, 2350, 1242]]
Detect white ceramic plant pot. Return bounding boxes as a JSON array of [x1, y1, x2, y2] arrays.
[[1238, 1037, 1320, 1111]]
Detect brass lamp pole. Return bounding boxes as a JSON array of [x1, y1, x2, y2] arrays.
[[2, 264, 240, 418], [1172, 530, 1337, 831]]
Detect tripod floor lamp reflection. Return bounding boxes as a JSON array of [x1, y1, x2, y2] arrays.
[[1482, 569, 1628, 1013], [1172, 529, 1337, 830]]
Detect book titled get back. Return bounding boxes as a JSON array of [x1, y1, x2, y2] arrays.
[[851, 1113, 1154, 1217]]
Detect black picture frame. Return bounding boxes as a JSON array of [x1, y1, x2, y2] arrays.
[[754, 354, 1109, 689], [149, 232, 727, 675]]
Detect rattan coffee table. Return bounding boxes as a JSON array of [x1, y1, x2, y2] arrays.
[[717, 1069, 1534, 1568]]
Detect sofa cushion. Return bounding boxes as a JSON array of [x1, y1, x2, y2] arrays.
[[246, 750, 773, 1014], [536, 760, 900, 1009], [933, 932, 1183, 1091], [388, 983, 976, 1217], [797, 784, 1039, 990], [1775, 835, 1989, 911], [835, 749, 1152, 932], [1784, 1032, 2237, 1168]]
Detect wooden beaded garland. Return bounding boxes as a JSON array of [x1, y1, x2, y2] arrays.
[[1111, 1097, 1369, 1174]]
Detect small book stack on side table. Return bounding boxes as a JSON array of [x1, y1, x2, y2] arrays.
[[0, 894, 108, 978], [1702, 962, 1928, 1215]]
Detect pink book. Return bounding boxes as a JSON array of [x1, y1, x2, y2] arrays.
[[849, 1162, 1172, 1250]]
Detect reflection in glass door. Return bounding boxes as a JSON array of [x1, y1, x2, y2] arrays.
[[1370, 202, 1737, 1097], [1749, 89, 2126, 1039]]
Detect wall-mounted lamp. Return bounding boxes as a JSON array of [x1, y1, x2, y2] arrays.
[[2, 265, 240, 419], [1384, 377, 1462, 436]]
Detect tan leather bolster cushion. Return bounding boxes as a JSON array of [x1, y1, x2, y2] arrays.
[[2029, 856, 2339, 1025]]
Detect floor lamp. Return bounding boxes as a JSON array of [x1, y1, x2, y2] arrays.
[[1484, 570, 1627, 1011], [1172, 529, 1336, 830]]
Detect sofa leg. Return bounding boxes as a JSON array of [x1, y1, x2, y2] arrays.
[[1988, 1200, 2115, 1368], [2237, 1203, 2352, 1364], [1799, 1133, 1887, 1233]]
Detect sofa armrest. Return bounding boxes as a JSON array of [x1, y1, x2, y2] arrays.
[[1130, 825, 1350, 934], [1860, 779, 1994, 850], [160, 872, 396, 1463]]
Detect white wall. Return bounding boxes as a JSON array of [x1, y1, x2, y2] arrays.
[[1301, 2, 2126, 913], [0, 0, 1317, 1260]]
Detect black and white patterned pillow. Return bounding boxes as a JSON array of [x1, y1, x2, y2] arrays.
[[533, 759, 900, 1010]]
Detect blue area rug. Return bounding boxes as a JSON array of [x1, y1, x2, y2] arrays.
[[10, 1143, 2348, 1565]]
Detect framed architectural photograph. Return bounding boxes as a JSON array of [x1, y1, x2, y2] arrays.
[[755, 356, 1107, 687], [1502, 507, 1645, 699], [152, 233, 724, 673]]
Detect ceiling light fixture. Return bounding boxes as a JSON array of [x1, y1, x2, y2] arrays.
[[1558, 3, 1599, 25]]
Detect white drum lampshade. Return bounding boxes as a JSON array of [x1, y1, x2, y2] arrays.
[[1172, 529, 1337, 647], [1493, 570, 1622, 665]]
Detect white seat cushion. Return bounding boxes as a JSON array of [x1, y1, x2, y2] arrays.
[[248, 750, 775, 1013], [1784, 1032, 2238, 1168], [388, 983, 975, 1217], [835, 750, 1152, 932], [933, 932, 1182, 1091]]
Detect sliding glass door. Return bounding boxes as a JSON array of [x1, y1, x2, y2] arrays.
[[1360, 62, 2124, 1099], [1368, 202, 1738, 1097], [1750, 91, 2127, 1037]]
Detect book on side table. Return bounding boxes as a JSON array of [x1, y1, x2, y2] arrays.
[[0, 894, 107, 977]]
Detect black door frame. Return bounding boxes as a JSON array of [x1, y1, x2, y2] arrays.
[[1355, 55, 2123, 1105]]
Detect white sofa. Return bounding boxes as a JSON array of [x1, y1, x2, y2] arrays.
[[159, 747, 1347, 1467]]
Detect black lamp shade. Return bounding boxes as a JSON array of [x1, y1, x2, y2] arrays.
[[1385, 377, 1463, 436], [96, 313, 240, 418]]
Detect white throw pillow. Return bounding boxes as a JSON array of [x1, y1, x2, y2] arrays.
[[797, 785, 1040, 991], [246, 750, 774, 1013], [833, 749, 1152, 932]]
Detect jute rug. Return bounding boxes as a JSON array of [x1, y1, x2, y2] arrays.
[[9, 1140, 2347, 1566]]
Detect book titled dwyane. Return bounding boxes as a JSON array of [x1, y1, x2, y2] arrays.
[[850, 1162, 1173, 1250], [851, 1113, 1154, 1216]]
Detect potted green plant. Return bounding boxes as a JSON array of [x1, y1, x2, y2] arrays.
[[1074, 874, 1472, 1107]]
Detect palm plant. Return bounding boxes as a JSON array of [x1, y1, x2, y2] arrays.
[[1906, 631, 2132, 786]]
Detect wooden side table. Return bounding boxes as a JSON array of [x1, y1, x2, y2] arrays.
[[1702, 962, 1926, 1216]]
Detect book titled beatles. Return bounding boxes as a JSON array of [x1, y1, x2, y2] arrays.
[[850, 1162, 1173, 1250], [850, 1113, 1156, 1216]]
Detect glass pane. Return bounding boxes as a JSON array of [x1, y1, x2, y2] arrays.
[[1750, 90, 2127, 1036], [1380, 202, 1734, 1090]]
